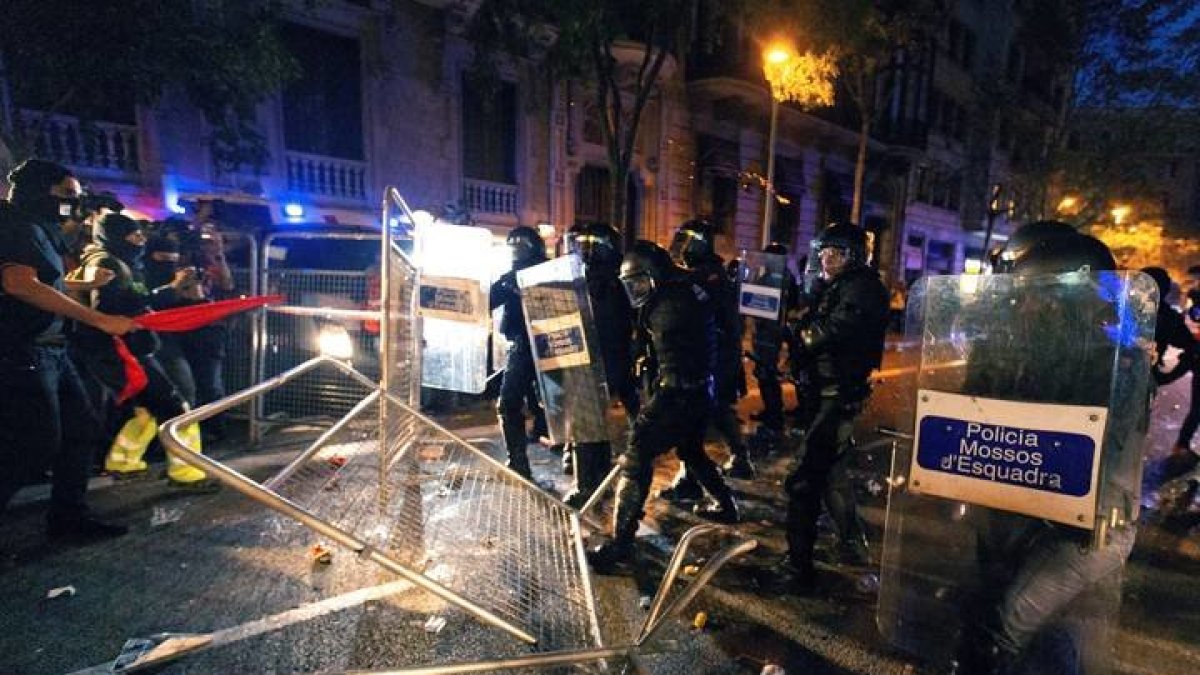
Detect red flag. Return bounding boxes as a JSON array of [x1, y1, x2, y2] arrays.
[[112, 337, 148, 405], [134, 295, 283, 333]]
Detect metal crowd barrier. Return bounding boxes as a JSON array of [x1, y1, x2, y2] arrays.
[[157, 355, 756, 672]]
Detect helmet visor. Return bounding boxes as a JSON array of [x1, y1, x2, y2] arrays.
[[565, 232, 608, 262], [620, 270, 656, 308], [669, 230, 706, 268]]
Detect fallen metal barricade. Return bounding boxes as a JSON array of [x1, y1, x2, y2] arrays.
[[156, 355, 755, 672]]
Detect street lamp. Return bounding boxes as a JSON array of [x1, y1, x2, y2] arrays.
[[759, 43, 838, 249], [760, 44, 793, 249]]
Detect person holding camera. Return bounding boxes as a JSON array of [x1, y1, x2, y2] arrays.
[[144, 223, 231, 438]]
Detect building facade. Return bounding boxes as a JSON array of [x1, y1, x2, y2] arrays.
[[1, 0, 1067, 279]]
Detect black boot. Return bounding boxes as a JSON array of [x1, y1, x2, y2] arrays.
[[587, 477, 643, 574], [660, 472, 704, 503], [688, 460, 740, 524], [47, 512, 128, 543]]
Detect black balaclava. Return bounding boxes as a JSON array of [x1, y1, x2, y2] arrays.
[[95, 213, 146, 267], [144, 234, 181, 288], [7, 159, 75, 223]]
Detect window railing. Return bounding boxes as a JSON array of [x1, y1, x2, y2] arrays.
[[285, 151, 368, 203], [17, 109, 140, 178], [463, 177, 518, 215]]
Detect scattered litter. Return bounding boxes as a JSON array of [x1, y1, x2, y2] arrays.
[[46, 585, 76, 599], [691, 611, 708, 631], [113, 633, 212, 669], [328, 456, 347, 469], [855, 572, 880, 594], [424, 615, 447, 634], [865, 479, 885, 496], [761, 665, 786, 675], [638, 595, 652, 610], [309, 543, 333, 565], [151, 506, 184, 527]]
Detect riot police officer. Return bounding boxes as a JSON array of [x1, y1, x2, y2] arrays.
[[781, 222, 888, 590], [668, 219, 755, 484], [748, 242, 798, 436], [952, 226, 1149, 675], [588, 241, 737, 573], [561, 222, 639, 507], [490, 226, 547, 480]]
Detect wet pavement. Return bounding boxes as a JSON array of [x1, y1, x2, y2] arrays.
[[2, 341, 1200, 674]]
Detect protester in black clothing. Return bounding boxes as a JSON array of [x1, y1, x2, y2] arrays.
[[666, 219, 754, 492], [1141, 266, 1200, 480], [490, 226, 547, 480], [76, 213, 214, 487], [588, 241, 737, 573], [561, 221, 639, 507], [0, 159, 136, 540], [143, 226, 232, 439], [780, 222, 888, 591]]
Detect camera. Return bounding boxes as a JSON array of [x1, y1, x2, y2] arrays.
[[78, 190, 125, 219]]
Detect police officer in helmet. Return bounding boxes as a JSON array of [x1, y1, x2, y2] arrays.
[[952, 224, 1147, 674], [588, 240, 737, 572], [667, 219, 755, 487], [780, 222, 888, 591], [490, 226, 547, 480], [749, 241, 798, 437], [560, 221, 639, 507]]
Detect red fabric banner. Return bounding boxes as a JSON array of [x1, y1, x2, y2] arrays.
[[133, 295, 284, 333]]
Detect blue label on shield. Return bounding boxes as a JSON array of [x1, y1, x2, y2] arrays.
[[534, 326, 586, 361], [740, 291, 780, 314], [916, 416, 1095, 497], [419, 285, 472, 315]]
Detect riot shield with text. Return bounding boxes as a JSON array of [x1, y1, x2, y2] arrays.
[[737, 250, 792, 322], [414, 222, 494, 393], [517, 255, 611, 444], [877, 271, 1157, 674]]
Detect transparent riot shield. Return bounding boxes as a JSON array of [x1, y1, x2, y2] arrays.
[[517, 254, 611, 444], [737, 250, 791, 321], [878, 270, 1157, 674], [414, 222, 494, 393]]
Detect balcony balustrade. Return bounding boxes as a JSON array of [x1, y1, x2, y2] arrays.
[[17, 109, 140, 179], [285, 151, 368, 203]]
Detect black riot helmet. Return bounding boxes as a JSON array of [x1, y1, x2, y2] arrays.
[[993, 220, 1077, 273], [814, 222, 869, 265], [506, 225, 547, 269], [619, 239, 676, 309], [764, 242, 788, 256], [565, 221, 622, 266], [669, 218, 716, 269], [1141, 266, 1172, 303], [1011, 231, 1116, 277]]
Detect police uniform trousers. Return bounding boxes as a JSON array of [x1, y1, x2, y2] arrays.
[[497, 339, 537, 478], [611, 386, 721, 544], [784, 390, 868, 567]]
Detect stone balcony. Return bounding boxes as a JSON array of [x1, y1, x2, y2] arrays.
[[462, 178, 518, 216], [17, 109, 141, 180], [285, 150, 369, 204]]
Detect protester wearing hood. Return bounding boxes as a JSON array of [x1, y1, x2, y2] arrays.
[[75, 213, 215, 489]]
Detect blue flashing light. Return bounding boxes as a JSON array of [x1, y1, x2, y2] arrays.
[[284, 203, 305, 219]]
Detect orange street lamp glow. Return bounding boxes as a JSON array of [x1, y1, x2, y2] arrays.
[[1111, 204, 1132, 225]]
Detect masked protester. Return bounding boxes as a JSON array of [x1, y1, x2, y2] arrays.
[[75, 213, 216, 490], [662, 219, 754, 509], [779, 222, 888, 592], [490, 226, 548, 480], [559, 221, 639, 507], [0, 159, 136, 539], [587, 240, 737, 574]]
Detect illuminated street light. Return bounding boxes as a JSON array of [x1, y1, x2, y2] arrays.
[[759, 41, 837, 248], [1111, 204, 1132, 225], [1057, 195, 1079, 213]]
